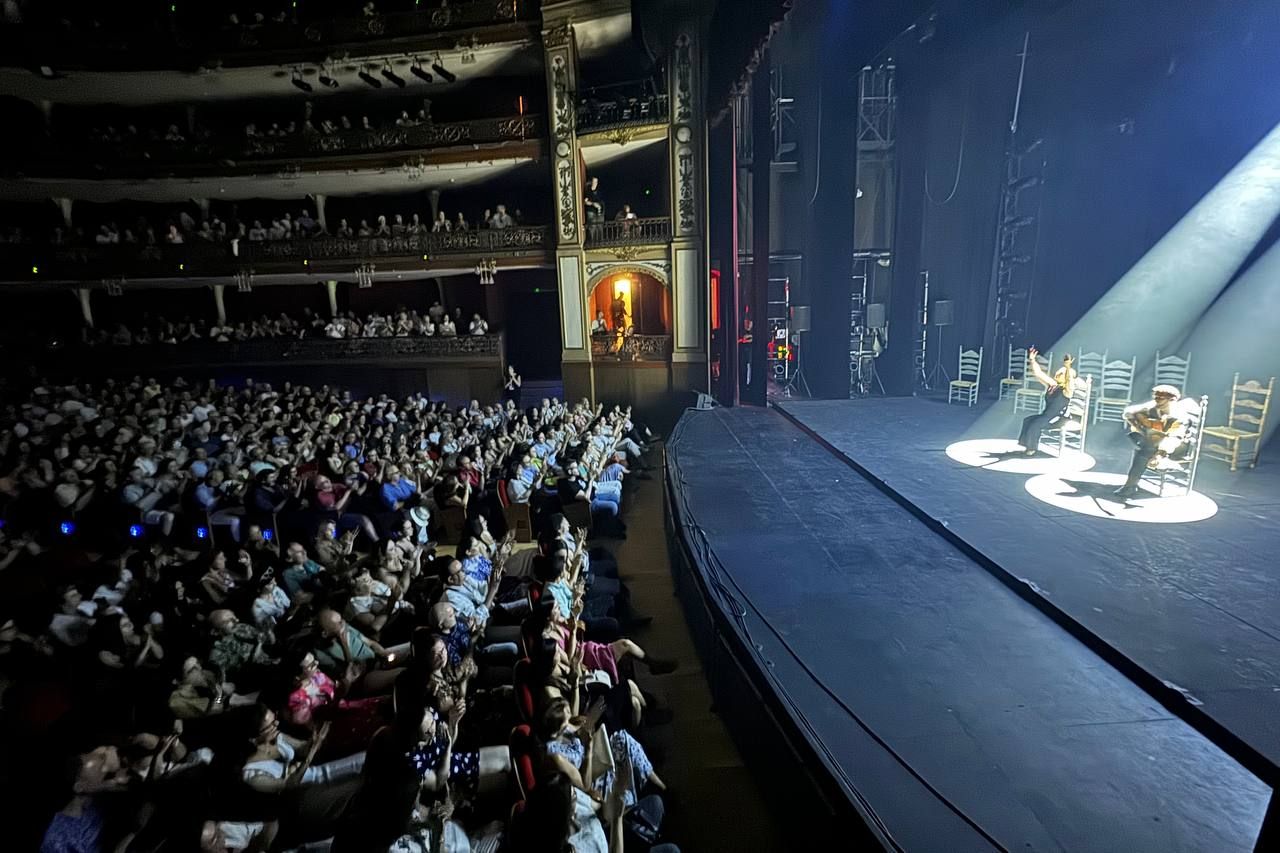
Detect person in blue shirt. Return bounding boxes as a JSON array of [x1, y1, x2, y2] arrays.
[[379, 466, 418, 512]]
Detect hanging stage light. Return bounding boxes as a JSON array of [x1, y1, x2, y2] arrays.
[[291, 69, 313, 92], [318, 66, 339, 88], [381, 63, 406, 88], [431, 58, 457, 83], [410, 59, 433, 83], [358, 67, 383, 88]]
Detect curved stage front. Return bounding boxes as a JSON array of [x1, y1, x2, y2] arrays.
[[664, 399, 1275, 852]]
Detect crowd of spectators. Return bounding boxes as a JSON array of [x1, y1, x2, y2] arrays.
[[81, 305, 491, 349], [0, 200, 524, 252], [1, 374, 675, 852]]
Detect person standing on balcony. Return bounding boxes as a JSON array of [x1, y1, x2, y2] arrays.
[[614, 204, 637, 236], [432, 212, 451, 234], [469, 315, 488, 336], [455, 212, 469, 232], [584, 176, 605, 241], [490, 206, 513, 230]]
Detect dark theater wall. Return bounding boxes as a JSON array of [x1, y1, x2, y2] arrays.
[[879, 0, 1280, 390]]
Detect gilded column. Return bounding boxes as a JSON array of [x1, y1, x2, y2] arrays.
[[668, 24, 709, 390], [543, 19, 592, 400]]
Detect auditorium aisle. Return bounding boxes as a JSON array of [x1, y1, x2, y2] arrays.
[[618, 464, 786, 852]]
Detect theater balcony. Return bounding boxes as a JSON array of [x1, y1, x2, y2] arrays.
[[8, 113, 545, 181], [0, 1, 543, 72], [13, 330, 510, 403], [0, 226, 553, 284]]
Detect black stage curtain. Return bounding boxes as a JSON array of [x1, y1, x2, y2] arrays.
[[882, 0, 1280, 382]]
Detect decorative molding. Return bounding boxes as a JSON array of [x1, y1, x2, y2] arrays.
[[671, 30, 698, 237], [556, 159, 578, 242], [550, 55, 574, 138], [604, 127, 641, 146], [676, 148, 696, 234], [674, 34, 694, 124], [543, 21, 574, 49], [585, 260, 671, 288]]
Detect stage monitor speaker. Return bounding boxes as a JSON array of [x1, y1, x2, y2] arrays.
[[932, 300, 955, 327], [866, 303, 887, 329], [790, 305, 811, 332]]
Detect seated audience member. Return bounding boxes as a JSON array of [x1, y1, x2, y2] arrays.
[[0, 374, 678, 852]]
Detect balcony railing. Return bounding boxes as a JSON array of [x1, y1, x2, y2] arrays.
[[590, 334, 673, 362], [1, 227, 551, 281], [2, 1, 537, 69], [10, 333, 505, 372], [584, 217, 671, 249], [24, 116, 543, 176], [211, 2, 530, 54], [240, 227, 550, 263], [577, 94, 670, 134]]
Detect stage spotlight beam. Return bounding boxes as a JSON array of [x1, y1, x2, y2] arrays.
[[1049, 121, 1280, 365], [1176, 239, 1280, 446], [971, 120, 1280, 442]]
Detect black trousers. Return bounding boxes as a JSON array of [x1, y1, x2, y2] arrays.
[[1018, 391, 1068, 450], [1123, 434, 1189, 489]]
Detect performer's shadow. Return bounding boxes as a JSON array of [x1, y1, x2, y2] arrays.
[[977, 449, 1036, 467], [1052, 477, 1134, 514]]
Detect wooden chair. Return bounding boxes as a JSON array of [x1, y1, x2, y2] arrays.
[[1153, 350, 1192, 392], [947, 346, 983, 407], [1202, 375, 1275, 471], [1093, 355, 1136, 423], [1013, 349, 1052, 413], [1075, 349, 1107, 391], [1139, 395, 1209, 497], [999, 346, 1027, 400], [1038, 376, 1092, 458]]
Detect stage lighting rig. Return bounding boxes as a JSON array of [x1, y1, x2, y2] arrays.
[[291, 68, 312, 92], [358, 66, 383, 88], [410, 59, 433, 83], [381, 62, 406, 88], [318, 62, 339, 88], [432, 55, 457, 83]]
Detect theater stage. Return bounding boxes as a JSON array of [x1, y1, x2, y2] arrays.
[[666, 400, 1275, 852]]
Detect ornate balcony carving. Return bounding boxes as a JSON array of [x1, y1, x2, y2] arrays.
[[2, 1, 536, 70], [18, 334, 505, 372], [576, 94, 669, 135], [23, 116, 544, 177], [583, 217, 671, 251], [0, 227, 550, 282], [590, 334, 673, 362]]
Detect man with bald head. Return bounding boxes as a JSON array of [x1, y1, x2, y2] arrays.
[[310, 608, 407, 695]]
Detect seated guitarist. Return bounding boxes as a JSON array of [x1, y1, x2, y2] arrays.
[[1113, 384, 1190, 499], [1016, 348, 1076, 456]]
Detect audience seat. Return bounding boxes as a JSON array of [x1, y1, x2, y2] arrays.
[[512, 658, 537, 725], [436, 505, 468, 545], [509, 723, 539, 801], [497, 479, 533, 543]]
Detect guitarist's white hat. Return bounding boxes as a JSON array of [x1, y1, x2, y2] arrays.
[[1152, 384, 1181, 400]]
